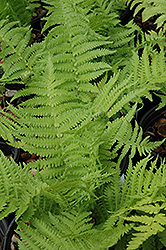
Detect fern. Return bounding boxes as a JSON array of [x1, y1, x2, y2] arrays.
[[0, 151, 46, 220], [140, 235, 165, 250], [0, 0, 35, 26], [158, 230, 166, 247], [41, 1, 116, 85], [116, 45, 166, 110], [1, 2, 158, 170], [0, 152, 20, 219], [0, 19, 44, 85], [77, 0, 121, 35], [17, 209, 95, 250], [124, 0, 166, 29], [102, 157, 166, 249], [124, 209, 166, 250], [0, 0, 166, 249]]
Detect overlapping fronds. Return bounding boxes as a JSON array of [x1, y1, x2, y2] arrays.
[[2, 62, 158, 177], [40, 0, 116, 86], [106, 19, 144, 70], [117, 46, 166, 105], [99, 102, 164, 169], [0, 0, 34, 26], [102, 157, 166, 249], [1, 0, 156, 170], [0, 19, 43, 84], [0, 152, 20, 219], [17, 209, 95, 250], [124, 0, 166, 29], [75, 0, 121, 35], [0, 151, 45, 220], [0, 1, 166, 249]]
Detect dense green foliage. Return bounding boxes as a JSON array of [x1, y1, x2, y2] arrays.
[[0, 0, 166, 249], [0, 0, 38, 26], [124, 0, 166, 29]]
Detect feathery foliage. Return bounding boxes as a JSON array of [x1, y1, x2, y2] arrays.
[[0, 0, 166, 249], [124, 0, 166, 29], [0, 0, 36, 26], [0, 19, 43, 85]]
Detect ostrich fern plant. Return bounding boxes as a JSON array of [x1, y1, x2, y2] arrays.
[[0, 0, 166, 249]]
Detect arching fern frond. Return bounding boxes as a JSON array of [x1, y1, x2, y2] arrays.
[[17, 208, 95, 250], [0, 151, 20, 219], [41, 0, 115, 85], [112, 119, 164, 163], [117, 46, 166, 107], [99, 103, 164, 169], [1, 59, 161, 181], [0, 0, 34, 26], [101, 156, 166, 249], [0, 19, 44, 84], [125, 0, 166, 29], [0, 151, 45, 220], [76, 0, 121, 35]]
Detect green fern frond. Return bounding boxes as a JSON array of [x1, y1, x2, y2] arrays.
[[0, 151, 41, 220], [17, 209, 94, 250], [117, 46, 166, 105], [0, 19, 43, 83], [125, 212, 166, 250], [145, 29, 166, 51], [104, 165, 122, 212], [41, 1, 115, 85], [0, 0, 118, 163], [0, 152, 19, 218], [1, 1, 166, 249], [0, 0, 34, 26], [109, 22, 139, 46], [0, 19, 30, 60], [79, 0, 121, 34], [158, 230, 166, 247], [93, 222, 133, 249], [125, 0, 166, 29], [99, 101, 164, 169], [113, 119, 164, 163], [101, 156, 166, 249], [92, 73, 145, 118]]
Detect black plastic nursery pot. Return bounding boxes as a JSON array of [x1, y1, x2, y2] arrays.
[[31, 9, 48, 34], [0, 213, 17, 250], [120, 5, 134, 26], [0, 138, 20, 164], [120, 91, 166, 174]]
